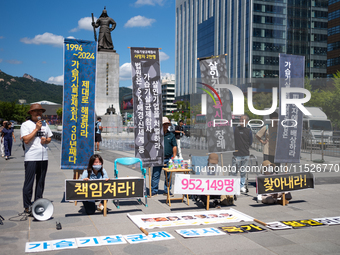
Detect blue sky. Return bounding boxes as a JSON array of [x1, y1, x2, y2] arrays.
[[0, 0, 175, 87]]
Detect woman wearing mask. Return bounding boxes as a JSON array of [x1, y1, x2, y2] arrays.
[[1, 122, 16, 160], [81, 154, 109, 214]]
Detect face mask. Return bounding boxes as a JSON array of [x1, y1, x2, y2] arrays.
[[92, 165, 102, 171]]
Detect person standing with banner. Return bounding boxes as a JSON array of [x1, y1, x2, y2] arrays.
[[151, 117, 177, 197], [231, 115, 253, 193], [21, 104, 52, 215]]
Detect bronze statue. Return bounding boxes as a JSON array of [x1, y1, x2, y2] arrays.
[[92, 7, 116, 52]]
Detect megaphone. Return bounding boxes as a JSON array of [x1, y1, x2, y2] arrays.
[[31, 198, 54, 221]]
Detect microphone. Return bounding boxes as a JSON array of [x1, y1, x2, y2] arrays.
[[37, 116, 46, 126]]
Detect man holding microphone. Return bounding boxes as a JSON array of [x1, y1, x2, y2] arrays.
[[20, 104, 53, 215]]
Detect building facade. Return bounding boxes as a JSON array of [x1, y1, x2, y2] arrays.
[[327, 0, 340, 76], [161, 77, 177, 117], [175, 0, 328, 96]]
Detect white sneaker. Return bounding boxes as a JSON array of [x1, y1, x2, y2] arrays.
[[240, 187, 246, 193], [257, 194, 262, 202]]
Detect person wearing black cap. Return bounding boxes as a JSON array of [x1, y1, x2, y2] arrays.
[[95, 117, 103, 152], [20, 103, 53, 215]]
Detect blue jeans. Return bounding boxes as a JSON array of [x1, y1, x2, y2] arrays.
[[151, 158, 170, 194], [231, 156, 249, 189]]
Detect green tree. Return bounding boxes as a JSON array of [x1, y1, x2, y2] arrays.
[[0, 101, 30, 123]]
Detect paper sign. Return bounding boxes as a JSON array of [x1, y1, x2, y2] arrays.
[[313, 217, 340, 225], [124, 234, 152, 244], [99, 235, 127, 245], [174, 174, 240, 195], [176, 227, 226, 238], [76, 237, 103, 247], [51, 238, 78, 250], [266, 221, 293, 230], [148, 231, 175, 241], [25, 241, 52, 253]]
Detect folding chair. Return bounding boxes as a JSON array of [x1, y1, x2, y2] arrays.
[[113, 157, 148, 208]]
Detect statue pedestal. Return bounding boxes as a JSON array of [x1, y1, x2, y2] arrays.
[[101, 114, 122, 134], [96, 51, 120, 116]]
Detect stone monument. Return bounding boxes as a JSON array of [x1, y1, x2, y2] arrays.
[[92, 7, 122, 133]]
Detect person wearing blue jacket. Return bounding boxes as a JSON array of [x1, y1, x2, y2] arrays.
[[81, 154, 109, 214]]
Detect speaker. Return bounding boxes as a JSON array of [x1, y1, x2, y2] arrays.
[[32, 198, 54, 221]]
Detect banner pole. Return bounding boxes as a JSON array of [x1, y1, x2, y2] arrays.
[[148, 167, 152, 197]]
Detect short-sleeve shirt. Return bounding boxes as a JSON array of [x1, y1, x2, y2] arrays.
[[256, 125, 278, 156], [96, 121, 102, 134], [20, 120, 53, 161], [81, 168, 108, 180], [175, 125, 184, 139], [164, 131, 177, 158]]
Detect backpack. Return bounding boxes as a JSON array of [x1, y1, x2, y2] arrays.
[[95, 121, 99, 133]]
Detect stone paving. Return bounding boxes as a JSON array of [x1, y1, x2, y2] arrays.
[[0, 130, 339, 255]]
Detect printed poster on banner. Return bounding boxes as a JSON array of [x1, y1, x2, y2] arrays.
[[61, 38, 96, 169], [127, 209, 254, 229], [198, 55, 234, 153], [130, 47, 163, 167], [275, 54, 304, 163], [174, 174, 240, 195]]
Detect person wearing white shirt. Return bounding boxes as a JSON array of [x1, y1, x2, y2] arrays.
[[20, 104, 53, 215]]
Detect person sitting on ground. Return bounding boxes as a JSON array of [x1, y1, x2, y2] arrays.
[[81, 154, 109, 214], [260, 160, 292, 204]]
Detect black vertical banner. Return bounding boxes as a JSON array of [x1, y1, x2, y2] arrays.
[[198, 55, 234, 153], [130, 47, 163, 167], [276, 54, 304, 163]]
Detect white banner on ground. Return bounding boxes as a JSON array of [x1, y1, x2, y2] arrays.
[[127, 209, 253, 229], [175, 227, 226, 238], [174, 174, 240, 195]]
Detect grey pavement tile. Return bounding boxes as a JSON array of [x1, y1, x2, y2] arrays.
[[0, 232, 28, 255], [177, 234, 265, 254], [300, 241, 340, 254], [267, 244, 319, 255], [118, 241, 193, 255], [207, 248, 277, 255], [243, 231, 295, 247], [280, 229, 333, 244]]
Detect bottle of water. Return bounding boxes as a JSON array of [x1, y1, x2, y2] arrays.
[[168, 159, 173, 170], [174, 156, 179, 169], [187, 159, 192, 170]]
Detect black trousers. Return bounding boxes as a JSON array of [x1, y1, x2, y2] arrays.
[[23, 161, 48, 209], [82, 200, 104, 215]]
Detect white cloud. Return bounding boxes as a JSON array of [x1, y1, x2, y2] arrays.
[[159, 52, 169, 61], [161, 73, 175, 81], [70, 17, 96, 32], [6, 59, 22, 64], [20, 32, 64, 47], [124, 16, 156, 28], [135, 0, 165, 6], [47, 75, 64, 85], [119, 63, 132, 80]]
